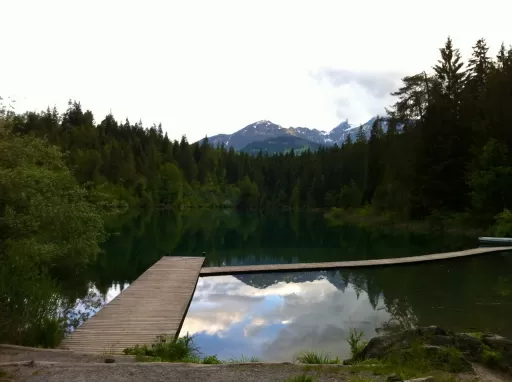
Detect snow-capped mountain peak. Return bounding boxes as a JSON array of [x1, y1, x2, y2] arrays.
[[204, 116, 393, 150]]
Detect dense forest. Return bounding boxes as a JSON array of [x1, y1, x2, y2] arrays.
[[4, 37, 512, 224], [1, 36, 512, 346]]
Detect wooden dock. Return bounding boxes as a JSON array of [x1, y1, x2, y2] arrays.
[[479, 237, 512, 245], [200, 246, 511, 276], [61, 256, 204, 354]]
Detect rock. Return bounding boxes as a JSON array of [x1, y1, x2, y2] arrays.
[[427, 335, 454, 347], [416, 326, 448, 337], [482, 335, 512, 351], [356, 332, 404, 360], [356, 327, 447, 360], [482, 334, 512, 369], [453, 333, 483, 360]]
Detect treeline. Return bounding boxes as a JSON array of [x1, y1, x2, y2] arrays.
[[4, 37, 512, 224]]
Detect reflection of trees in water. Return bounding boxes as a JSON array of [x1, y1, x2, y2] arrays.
[[350, 255, 512, 336], [89, 210, 477, 285], [63, 287, 104, 331]]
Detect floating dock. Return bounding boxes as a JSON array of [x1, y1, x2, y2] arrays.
[[200, 246, 511, 276], [479, 237, 512, 245], [61, 256, 205, 354]]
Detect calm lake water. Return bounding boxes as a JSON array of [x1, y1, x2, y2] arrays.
[[75, 209, 512, 361]]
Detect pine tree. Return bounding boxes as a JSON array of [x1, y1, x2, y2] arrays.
[[467, 38, 491, 92], [433, 37, 466, 103]]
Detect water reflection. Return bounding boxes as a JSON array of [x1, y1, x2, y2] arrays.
[[180, 271, 391, 361], [61, 209, 512, 356], [180, 252, 512, 360], [66, 282, 128, 331]]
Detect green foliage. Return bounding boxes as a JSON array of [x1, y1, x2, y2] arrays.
[[123, 334, 200, 362], [227, 355, 262, 363], [295, 351, 341, 364], [202, 355, 223, 364], [481, 347, 504, 369], [6, 38, 512, 222], [339, 181, 363, 209], [347, 329, 367, 359], [470, 139, 512, 216], [383, 343, 469, 376], [237, 176, 259, 209], [491, 209, 512, 236], [0, 121, 106, 347]]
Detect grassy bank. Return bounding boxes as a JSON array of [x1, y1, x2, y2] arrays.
[[325, 206, 491, 237], [123, 329, 509, 381]]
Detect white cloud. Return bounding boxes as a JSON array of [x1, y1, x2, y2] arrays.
[[2, 0, 511, 141]]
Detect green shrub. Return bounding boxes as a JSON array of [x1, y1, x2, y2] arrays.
[[481, 348, 503, 369], [202, 355, 223, 364], [124, 334, 199, 362], [347, 328, 367, 358], [492, 209, 512, 236]]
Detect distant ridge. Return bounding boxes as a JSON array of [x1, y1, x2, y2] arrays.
[[202, 117, 394, 151]]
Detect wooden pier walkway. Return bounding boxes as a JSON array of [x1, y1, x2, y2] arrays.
[[61, 256, 204, 354], [200, 246, 511, 276]]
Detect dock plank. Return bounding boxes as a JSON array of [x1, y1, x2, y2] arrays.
[[200, 247, 511, 276], [61, 256, 204, 354]]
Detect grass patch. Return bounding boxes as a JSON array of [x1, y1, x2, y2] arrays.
[[123, 334, 262, 364], [481, 347, 504, 369], [344, 341, 470, 380], [124, 334, 223, 364], [326, 207, 484, 236], [124, 334, 199, 362], [296, 351, 341, 364], [227, 354, 261, 363], [202, 355, 223, 364], [0, 368, 9, 378], [283, 375, 316, 382]]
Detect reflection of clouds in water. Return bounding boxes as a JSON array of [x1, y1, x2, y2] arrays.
[[180, 273, 391, 361]]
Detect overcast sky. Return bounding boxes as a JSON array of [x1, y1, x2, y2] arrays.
[[2, 0, 511, 142]]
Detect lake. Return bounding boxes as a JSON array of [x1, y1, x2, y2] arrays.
[[73, 209, 512, 361]]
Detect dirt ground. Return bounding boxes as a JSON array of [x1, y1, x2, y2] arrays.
[[0, 345, 508, 382]]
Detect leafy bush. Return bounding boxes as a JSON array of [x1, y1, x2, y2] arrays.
[[492, 209, 512, 237], [124, 334, 227, 364], [347, 328, 367, 359], [124, 334, 199, 362], [481, 348, 504, 369], [202, 355, 223, 364]]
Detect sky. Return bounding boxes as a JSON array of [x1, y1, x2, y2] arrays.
[[2, 0, 511, 142]]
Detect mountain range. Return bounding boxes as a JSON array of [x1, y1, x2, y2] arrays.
[[203, 117, 390, 153]]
